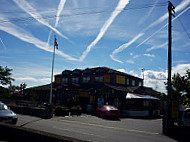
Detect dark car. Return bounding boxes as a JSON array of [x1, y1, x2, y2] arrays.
[[0, 102, 18, 124], [96, 105, 120, 118], [174, 108, 190, 127]]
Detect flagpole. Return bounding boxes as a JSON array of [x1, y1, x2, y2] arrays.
[[49, 35, 56, 104]]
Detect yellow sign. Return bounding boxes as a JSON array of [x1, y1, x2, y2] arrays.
[[55, 76, 61, 83], [80, 92, 89, 97], [104, 75, 110, 83], [90, 96, 95, 103], [116, 75, 125, 84]]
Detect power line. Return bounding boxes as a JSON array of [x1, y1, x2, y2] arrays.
[[0, 3, 167, 24], [177, 17, 190, 40]]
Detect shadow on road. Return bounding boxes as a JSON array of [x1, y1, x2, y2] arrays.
[[167, 127, 190, 142]]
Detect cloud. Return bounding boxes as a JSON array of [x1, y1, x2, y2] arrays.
[[13, 0, 70, 41], [137, 5, 190, 49], [47, 0, 67, 47], [0, 38, 6, 49], [0, 15, 77, 61], [143, 54, 155, 58], [79, 0, 130, 61], [138, 0, 158, 25], [126, 60, 134, 64], [110, 0, 190, 63], [172, 63, 190, 75]]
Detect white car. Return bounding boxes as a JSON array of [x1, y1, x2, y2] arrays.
[[0, 101, 18, 124], [175, 108, 190, 127]]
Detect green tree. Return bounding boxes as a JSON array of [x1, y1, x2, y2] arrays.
[[165, 70, 190, 105], [0, 66, 14, 85]]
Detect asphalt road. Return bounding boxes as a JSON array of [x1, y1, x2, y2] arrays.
[[16, 114, 177, 142]]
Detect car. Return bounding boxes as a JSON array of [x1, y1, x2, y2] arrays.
[[0, 101, 18, 124], [174, 108, 190, 127], [96, 105, 120, 118]]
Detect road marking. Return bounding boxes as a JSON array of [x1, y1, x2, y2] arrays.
[[53, 118, 160, 135], [53, 126, 106, 139]]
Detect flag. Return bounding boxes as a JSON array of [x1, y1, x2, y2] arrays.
[[54, 37, 58, 49]]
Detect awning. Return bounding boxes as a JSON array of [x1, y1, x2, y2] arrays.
[[126, 93, 160, 100]]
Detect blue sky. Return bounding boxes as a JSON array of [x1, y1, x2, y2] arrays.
[[0, 0, 190, 93]]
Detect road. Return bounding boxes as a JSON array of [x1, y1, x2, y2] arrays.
[[16, 114, 177, 142]]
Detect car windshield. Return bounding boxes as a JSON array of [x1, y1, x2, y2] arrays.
[[0, 103, 8, 110], [106, 106, 117, 110]]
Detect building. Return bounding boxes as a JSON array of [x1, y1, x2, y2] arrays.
[[54, 67, 160, 114]]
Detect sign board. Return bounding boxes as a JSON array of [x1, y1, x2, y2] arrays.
[[116, 75, 125, 85], [104, 75, 110, 83]]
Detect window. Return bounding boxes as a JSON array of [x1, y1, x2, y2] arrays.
[[73, 70, 80, 75], [62, 78, 68, 83], [83, 77, 90, 83], [95, 76, 103, 82], [126, 79, 130, 85], [62, 71, 69, 75], [83, 69, 92, 74], [132, 80, 135, 86], [96, 69, 104, 74], [139, 82, 142, 86], [72, 77, 79, 83]]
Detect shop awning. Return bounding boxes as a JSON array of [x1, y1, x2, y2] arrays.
[[126, 93, 160, 100]]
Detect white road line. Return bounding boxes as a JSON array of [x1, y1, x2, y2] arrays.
[[53, 126, 106, 139]]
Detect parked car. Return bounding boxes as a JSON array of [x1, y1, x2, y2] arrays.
[[0, 101, 18, 124], [96, 105, 120, 118], [174, 108, 190, 127]]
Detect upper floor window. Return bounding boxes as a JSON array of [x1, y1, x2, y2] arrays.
[[132, 80, 135, 86], [95, 76, 103, 82], [83, 77, 90, 83], [126, 78, 130, 85], [83, 69, 92, 74], [62, 78, 68, 83], [72, 77, 79, 83], [139, 81, 142, 86], [96, 69, 104, 74], [73, 70, 80, 75], [62, 71, 69, 75]]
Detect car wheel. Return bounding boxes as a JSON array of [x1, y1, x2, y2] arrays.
[[11, 119, 17, 125], [179, 121, 184, 127]]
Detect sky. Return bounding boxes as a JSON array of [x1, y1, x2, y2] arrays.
[[0, 0, 190, 93]]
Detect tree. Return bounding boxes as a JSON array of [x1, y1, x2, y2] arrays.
[[0, 66, 14, 85], [165, 70, 190, 105]]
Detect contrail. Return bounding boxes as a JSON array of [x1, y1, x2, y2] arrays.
[[0, 16, 77, 61], [79, 0, 130, 61], [55, 0, 66, 27], [110, 0, 190, 63], [110, 33, 144, 63], [13, 0, 70, 41], [138, 0, 158, 25], [137, 6, 190, 49], [47, 0, 66, 47], [0, 38, 6, 49]]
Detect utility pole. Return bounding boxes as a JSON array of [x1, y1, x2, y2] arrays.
[[163, 1, 175, 135]]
